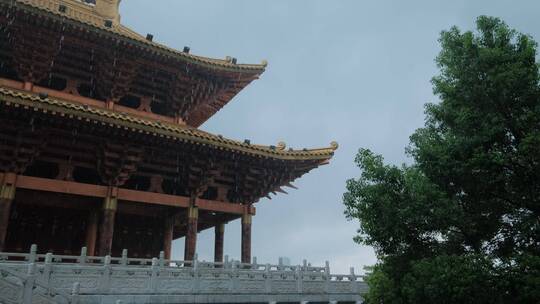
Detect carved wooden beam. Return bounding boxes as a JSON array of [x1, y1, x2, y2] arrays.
[[96, 141, 144, 187], [147, 175, 164, 193], [185, 80, 235, 125], [9, 15, 62, 84], [187, 154, 221, 198], [94, 42, 139, 104], [168, 72, 229, 124], [0, 124, 46, 174], [56, 163, 74, 181], [12, 174, 253, 215]]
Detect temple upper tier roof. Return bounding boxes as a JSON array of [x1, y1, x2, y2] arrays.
[[14, 0, 267, 72], [1, 0, 266, 127]]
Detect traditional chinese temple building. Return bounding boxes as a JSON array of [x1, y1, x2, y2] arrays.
[[0, 0, 337, 264]]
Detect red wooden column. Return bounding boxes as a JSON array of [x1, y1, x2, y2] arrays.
[[241, 212, 252, 264], [0, 173, 16, 252], [97, 187, 118, 256], [184, 199, 198, 261], [214, 223, 225, 263], [85, 211, 98, 256], [163, 215, 175, 260]]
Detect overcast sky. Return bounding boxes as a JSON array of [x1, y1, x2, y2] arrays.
[[120, 0, 540, 273]]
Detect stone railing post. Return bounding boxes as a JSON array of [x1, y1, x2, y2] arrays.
[[79, 247, 87, 265], [230, 260, 239, 292], [325, 261, 331, 293], [159, 251, 165, 267], [325, 261, 330, 275], [296, 265, 303, 293], [100, 255, 112, 293], [192, 253, 199, 293], [28, 244, 37, 263], [265, 263, 272, 293], [120, 249, 128, 266], [350, 267, 358, 293], [193, 253, 198, 270], [42, 253, 53, 286], [224, 255, 229, 269], [23, 263, 36, 304], [71, 282, 80, 304], [151, 258, 158, 292], [252, 256, 257, 270]]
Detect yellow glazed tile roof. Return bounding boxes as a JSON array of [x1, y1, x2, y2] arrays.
[[0, 86, 338, 161], [11, 0, 267, 73]]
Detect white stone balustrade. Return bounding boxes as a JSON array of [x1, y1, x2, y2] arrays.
[[0, 245, 367, 304]]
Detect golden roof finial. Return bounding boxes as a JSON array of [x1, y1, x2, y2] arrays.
[[330, 141, 339, 150]]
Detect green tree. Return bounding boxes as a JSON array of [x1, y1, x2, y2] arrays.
[[344, 16, 540, 304]]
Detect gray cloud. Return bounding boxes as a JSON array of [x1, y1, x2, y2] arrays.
[[121, 0, 540, 273]]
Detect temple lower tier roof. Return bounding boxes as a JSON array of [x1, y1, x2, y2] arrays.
[[0, 85, 337, 204], [0, 86, 337, 161]]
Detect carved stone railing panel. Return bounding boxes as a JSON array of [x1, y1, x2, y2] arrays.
[[50, 274, 100, 293], [303, 280, 327, 294], [198, 278, 231, 293], [0, 260, 75, 304], [271, 279, 298, 294], [238, 279, 265, 293], [158, 278, 194, 293], [0, 274, 23, 304]]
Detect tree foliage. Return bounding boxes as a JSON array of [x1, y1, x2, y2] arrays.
[[344, 16, 540, 304]]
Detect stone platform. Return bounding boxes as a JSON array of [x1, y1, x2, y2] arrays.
[[0, 245, 366, 304]]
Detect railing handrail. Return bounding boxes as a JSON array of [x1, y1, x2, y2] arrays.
[[0, 244, 365, 283], [0, 253, 329, 272]]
